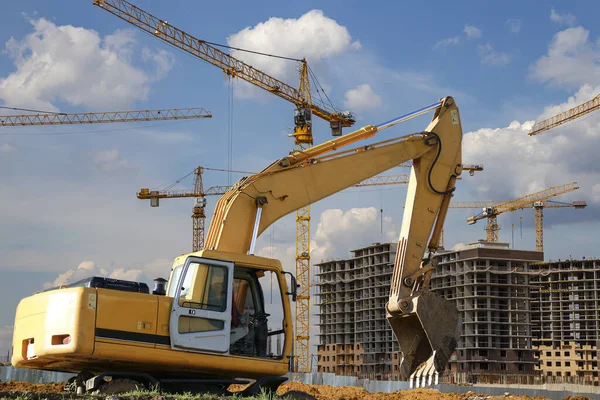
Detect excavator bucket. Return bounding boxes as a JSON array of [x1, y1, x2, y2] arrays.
[[387, 291, 460, 383]]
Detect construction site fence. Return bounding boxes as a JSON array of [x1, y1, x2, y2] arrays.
[[441, 372, 599, 386], [321, 371, 600, 387], [0, 365, 74, 384]]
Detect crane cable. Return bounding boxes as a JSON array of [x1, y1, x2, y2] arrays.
[[152, 166, 256, 192], [206, 41, 302, 62], [0, 105, 66, 115], [306, 64, 339, 113], [228, 77, 234, 186]]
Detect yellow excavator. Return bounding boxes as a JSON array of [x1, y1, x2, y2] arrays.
[[11, 96, 463, 395]]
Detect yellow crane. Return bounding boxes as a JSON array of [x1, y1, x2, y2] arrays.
[[91, 0, 354, 142], [0, 107, 211, 126], [528, 93, 600, 136], [466, 182, 581, 244], [352, 177, 584, 252], [137, 167, 233, 252], [531, 199, 586, 251], [92, 0, 356, 372], [451, 198, 586, 251], [2, 106, 213, 251]]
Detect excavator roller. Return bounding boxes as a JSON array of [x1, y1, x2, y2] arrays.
[[387, 290, 460, 385]]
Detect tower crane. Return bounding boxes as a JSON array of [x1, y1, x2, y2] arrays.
[[531, 200, 586, 252], [91, 0, 354, 142], [92, 0, 357, 372], [4, 106, 213, 248], [466, 182, 581, 244], [137, 167, 232, 252], [451, 198, 586, 252], [528, 93, 600, 136], [0, 107, 211, 126], [349, 180, 584, 252], [138, 166, 256, 254]]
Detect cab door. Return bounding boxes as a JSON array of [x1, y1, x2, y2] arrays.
[[169, 256, 234, 353]]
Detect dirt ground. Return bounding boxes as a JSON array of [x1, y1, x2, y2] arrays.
[[0, 381, 594, 400], [277, 382, 556, 400], [0, 381, 67, 393]]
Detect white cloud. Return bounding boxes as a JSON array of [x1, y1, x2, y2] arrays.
[[108, 267, 143, 282], [43, 260, 107, 289], [0, 143, 16, 152], [550, 8, 576, 27], [0, 17, 173, 111], [141, 258, 173, 280], [463, 84, 600, 210], [141, 48, 175, 80], [255, 207, 398, 272], [343, 83, 382, 112], [311, 207, 397, 263], [464, 24, 482, 39], [506, 19, 522, 33], [477, 43, 511, 67], [434, 36, 460, 50], [43, 259, 165, 291], [226, 9, 360, 99], [530, 27, 600, 90], [93, 149, 130, 172]]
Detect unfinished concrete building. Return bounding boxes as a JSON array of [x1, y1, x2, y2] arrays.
[[430, 241, 542, 379], [530, 259, 600, 383], [316, 240, 546, 380], [315, 242, 402, 378]]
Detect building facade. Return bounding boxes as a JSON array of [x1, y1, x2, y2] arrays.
[[316, 240, 545, 380], [430, 241, 543, 379], [530, 259, 600, 383], [315, 242, 402, 379]]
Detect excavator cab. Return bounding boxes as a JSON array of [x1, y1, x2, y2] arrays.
[[165, 250, 293, 361]]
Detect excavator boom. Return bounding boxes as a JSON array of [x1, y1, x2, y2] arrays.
[[202, 97, 463, 381]]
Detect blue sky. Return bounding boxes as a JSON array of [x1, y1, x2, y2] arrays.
[[1, 1, 600, 356]]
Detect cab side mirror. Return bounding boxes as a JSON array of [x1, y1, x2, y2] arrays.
[[281, 271, 299, 302]]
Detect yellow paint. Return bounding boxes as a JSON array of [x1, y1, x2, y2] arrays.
[[12, 251, 292, 378]]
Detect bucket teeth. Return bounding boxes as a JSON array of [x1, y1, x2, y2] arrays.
[[409, 353, 439, 388]]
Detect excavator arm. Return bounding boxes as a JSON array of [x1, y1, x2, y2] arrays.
[[204, 96, 463, 382]]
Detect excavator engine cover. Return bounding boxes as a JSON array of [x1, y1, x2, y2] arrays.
[[387, 291, 460, 379]]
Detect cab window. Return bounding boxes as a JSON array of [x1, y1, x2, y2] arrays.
[[177, 262, 228, 311]]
